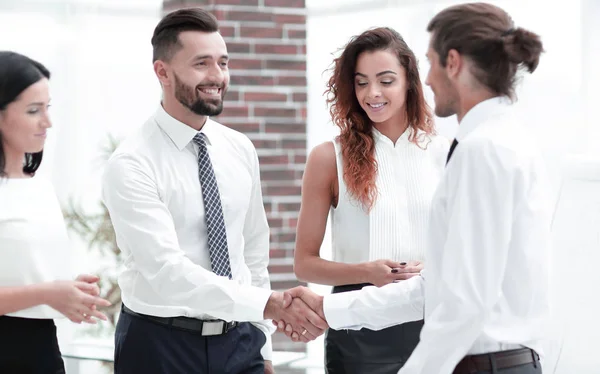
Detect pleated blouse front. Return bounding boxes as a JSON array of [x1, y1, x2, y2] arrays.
[[330, 128, 449, 264]]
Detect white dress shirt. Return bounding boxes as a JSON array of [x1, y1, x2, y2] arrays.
[[323, 97, 552, 373], [0, 176, 71, 319], [330, 129, 448, 264], [102, 105, 275, 359]]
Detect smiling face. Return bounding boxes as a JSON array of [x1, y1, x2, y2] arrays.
[[354, 49, 408, 126], [0, 78, 52, 156], [160, 30, 230, 117]]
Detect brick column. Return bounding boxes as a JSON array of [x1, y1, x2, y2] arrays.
[[162, 1, 307, 290]]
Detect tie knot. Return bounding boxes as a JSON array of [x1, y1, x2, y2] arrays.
[[193, 132, 207, 147]]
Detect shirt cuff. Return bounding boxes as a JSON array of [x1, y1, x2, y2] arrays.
[[250, 320, 274, 361], [259, 331, 273, 360], [234, 285, 273, 322], [323, 291, 360, 330]]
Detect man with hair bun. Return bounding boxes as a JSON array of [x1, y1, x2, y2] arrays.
[[277, 3, 551, 373]]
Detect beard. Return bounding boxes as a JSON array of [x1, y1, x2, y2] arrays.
[[174, 73, 226, 116], [433, 80, 458, 118], [434, 99, 456, 118]]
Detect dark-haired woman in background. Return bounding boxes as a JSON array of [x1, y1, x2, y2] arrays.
[[292, 28, 449, 373], [0, 51, 111, 373]]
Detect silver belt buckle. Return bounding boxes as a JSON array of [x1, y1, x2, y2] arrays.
[[201, 321, 225, 336]]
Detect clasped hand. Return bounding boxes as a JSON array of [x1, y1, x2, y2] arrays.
[[45, 274, 111, 324], [271, 262, 422, 342], [271, 287, 327, 343]]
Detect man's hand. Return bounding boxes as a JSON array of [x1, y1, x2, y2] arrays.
[[283, 287, 324, 319], [263, 290, 328, 343], [264, 360, 275, 374], [272, 287, 326, 342]]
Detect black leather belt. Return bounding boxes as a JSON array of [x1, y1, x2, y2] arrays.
[[121, 304, 237, 336], [454, 348, 540, 374], [332, 283, 372, 293]]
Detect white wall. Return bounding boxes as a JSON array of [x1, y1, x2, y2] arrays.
[[548, 156, 600, 373], [0, 0, 162, 205]]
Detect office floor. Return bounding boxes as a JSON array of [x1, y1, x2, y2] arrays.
[[63, 349, 325, 373], [61, 333, 328, 373], [276, 368, 319, 374]]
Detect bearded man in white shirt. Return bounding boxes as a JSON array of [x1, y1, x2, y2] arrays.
[[275, 3, 552, 374], [101, 8, 327, 374]]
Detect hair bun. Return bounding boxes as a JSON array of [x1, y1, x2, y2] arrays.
[[503, 27, 544, 73]]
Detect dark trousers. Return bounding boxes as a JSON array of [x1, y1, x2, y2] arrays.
[[0, 315, 65, 374], [325, 283, 424, 374], [115, 306, 266, 374]]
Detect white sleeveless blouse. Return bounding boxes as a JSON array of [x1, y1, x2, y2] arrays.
[[330, 128, 449, 264]]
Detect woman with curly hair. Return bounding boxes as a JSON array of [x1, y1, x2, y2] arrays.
[[293, 27, 449, 373]]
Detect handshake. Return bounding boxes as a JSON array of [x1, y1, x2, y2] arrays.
[[263, 287, 327, 343], [262, 260, 423, 342]]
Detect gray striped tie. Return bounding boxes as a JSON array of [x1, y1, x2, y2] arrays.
[[193, 132, 232, 279]]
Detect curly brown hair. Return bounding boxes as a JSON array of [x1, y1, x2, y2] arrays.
[[325, 27, 434, 211]]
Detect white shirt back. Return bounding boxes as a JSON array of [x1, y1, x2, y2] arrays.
[[323, 97, 553, 374]]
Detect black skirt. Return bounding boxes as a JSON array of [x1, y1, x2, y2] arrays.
[[0, 315, 65, 374], [324, 283, 424, 374]]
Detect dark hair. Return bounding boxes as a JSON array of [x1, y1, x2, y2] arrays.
[[325, 27, 434, 211], [0, 51, 50, 177], [151, 8, 219, 62], [427, 2, 544, 100]]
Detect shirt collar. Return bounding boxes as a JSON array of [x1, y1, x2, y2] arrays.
[[455, 96, 512, 142], [372, 125, 412, 147], [154, 104, 216, 151]]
